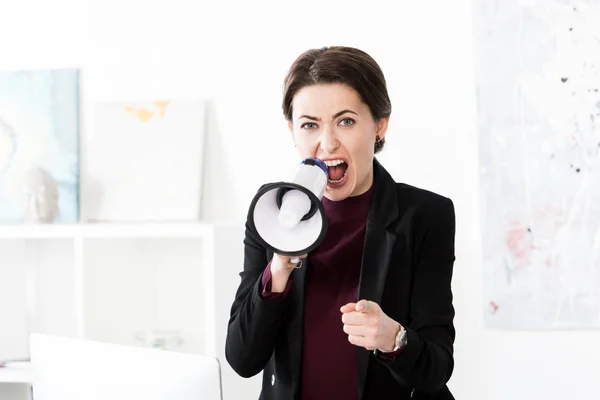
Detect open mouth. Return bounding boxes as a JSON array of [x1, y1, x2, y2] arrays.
[[324, 159, 349, 187]]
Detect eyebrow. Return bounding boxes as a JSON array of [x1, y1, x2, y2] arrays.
[[298, 109, 359, 121]]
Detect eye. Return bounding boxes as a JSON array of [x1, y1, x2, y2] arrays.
[[339, 118, 355, 127], [301, 122, 318, 130]]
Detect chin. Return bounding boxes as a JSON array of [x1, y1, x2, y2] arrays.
[[325, 174, 355, 201]]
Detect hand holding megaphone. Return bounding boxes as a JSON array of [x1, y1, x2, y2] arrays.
[[267, 252, 308, 293], [270, 249, 307, 287], [248, 157, 329, 262]]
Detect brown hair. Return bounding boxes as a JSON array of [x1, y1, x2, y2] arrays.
[[282, 46, 391, 153]]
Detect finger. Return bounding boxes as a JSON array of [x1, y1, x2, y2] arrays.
[[288, 254, 308, 261], [347, 334, 376, 350], [343, 324, 368, 336], [347, 334, 364, 347], [275, 252, 308, 258], [356, 300, 371, 313], [272, 254, 299, 272], [340, 303, 357, 313], [341, 311, 368, 325]]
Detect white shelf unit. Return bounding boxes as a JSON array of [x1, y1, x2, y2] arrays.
[[0, 223, 218, 240], [0, 222, 258, 400]]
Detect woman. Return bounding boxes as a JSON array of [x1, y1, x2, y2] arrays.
[[225, 46, 456, 400]]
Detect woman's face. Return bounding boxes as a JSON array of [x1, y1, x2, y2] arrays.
[[289, 83, 389, 201]]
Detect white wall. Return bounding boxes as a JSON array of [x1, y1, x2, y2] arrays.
[[2, 0, 599, 399]]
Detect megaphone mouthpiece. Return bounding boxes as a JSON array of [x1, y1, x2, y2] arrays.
[[278, 189, 311, 228], [301, 157, 329, 178]]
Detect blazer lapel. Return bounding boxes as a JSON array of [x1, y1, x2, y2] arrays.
[[287, 256, 308, 400], [356, 159, 399, 400]]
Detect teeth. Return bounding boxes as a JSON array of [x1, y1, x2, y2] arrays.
[[324, 159, 345, 167]]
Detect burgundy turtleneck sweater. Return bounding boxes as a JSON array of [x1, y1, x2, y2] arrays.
[[261, 182, 376, 400]]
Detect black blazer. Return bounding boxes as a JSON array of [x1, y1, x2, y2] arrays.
[[225, 159, 456, 400]]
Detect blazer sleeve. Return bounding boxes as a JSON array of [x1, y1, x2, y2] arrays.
[[376, 196, 456, 394], [225, 206, 294, 378]]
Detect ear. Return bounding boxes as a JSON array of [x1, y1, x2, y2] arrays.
[[375, 116, 390, 141]]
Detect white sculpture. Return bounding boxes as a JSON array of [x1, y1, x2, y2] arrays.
[[20, 166, 59, 223]]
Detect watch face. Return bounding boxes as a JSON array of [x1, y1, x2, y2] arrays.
[[396, 329, 407, 348]]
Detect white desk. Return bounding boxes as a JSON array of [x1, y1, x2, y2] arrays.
[[0, 362, 32, 400], [0, 362, 32, 384]]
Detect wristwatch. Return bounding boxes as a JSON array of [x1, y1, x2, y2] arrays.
[[376, 324, 408, 354]]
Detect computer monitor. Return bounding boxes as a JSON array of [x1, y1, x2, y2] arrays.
[[30, 333, 222, 400]]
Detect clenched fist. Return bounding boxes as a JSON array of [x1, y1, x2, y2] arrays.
[[340, 300, 401, 352]]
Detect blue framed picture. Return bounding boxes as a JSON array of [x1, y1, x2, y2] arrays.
[[0, 69, 80, 224]]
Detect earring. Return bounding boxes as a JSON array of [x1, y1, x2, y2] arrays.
[[375, 135, 381, 142]]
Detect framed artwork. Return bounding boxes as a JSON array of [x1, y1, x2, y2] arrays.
[[85, 100, 206, 222], [0, 69, 80, 224], [476, 0, 600, 329]]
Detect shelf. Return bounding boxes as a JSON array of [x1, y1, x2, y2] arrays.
[[0, 362, 33, 384], [0, 222, 229, 239], [0, 222, 248, 397]]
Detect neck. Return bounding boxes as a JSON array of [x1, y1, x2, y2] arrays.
[[351, 166, 374, 197], [321, 173, 375, 222]]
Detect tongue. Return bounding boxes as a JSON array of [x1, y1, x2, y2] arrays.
[[328, 164, 346, 181]]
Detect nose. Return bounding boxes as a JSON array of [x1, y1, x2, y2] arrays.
[[319, 125, 340, 154]]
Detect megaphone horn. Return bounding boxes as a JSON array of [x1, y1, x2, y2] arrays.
[[248, 158, 329, 257]]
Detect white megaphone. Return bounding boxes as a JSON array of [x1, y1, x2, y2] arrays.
[[248, 158, 329, 264]]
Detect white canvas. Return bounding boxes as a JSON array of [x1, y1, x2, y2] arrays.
[[85, 100, 206, 222], [476, 0, 600, 329]]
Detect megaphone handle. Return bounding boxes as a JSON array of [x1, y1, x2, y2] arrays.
[[289, 257, 303, 268]]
